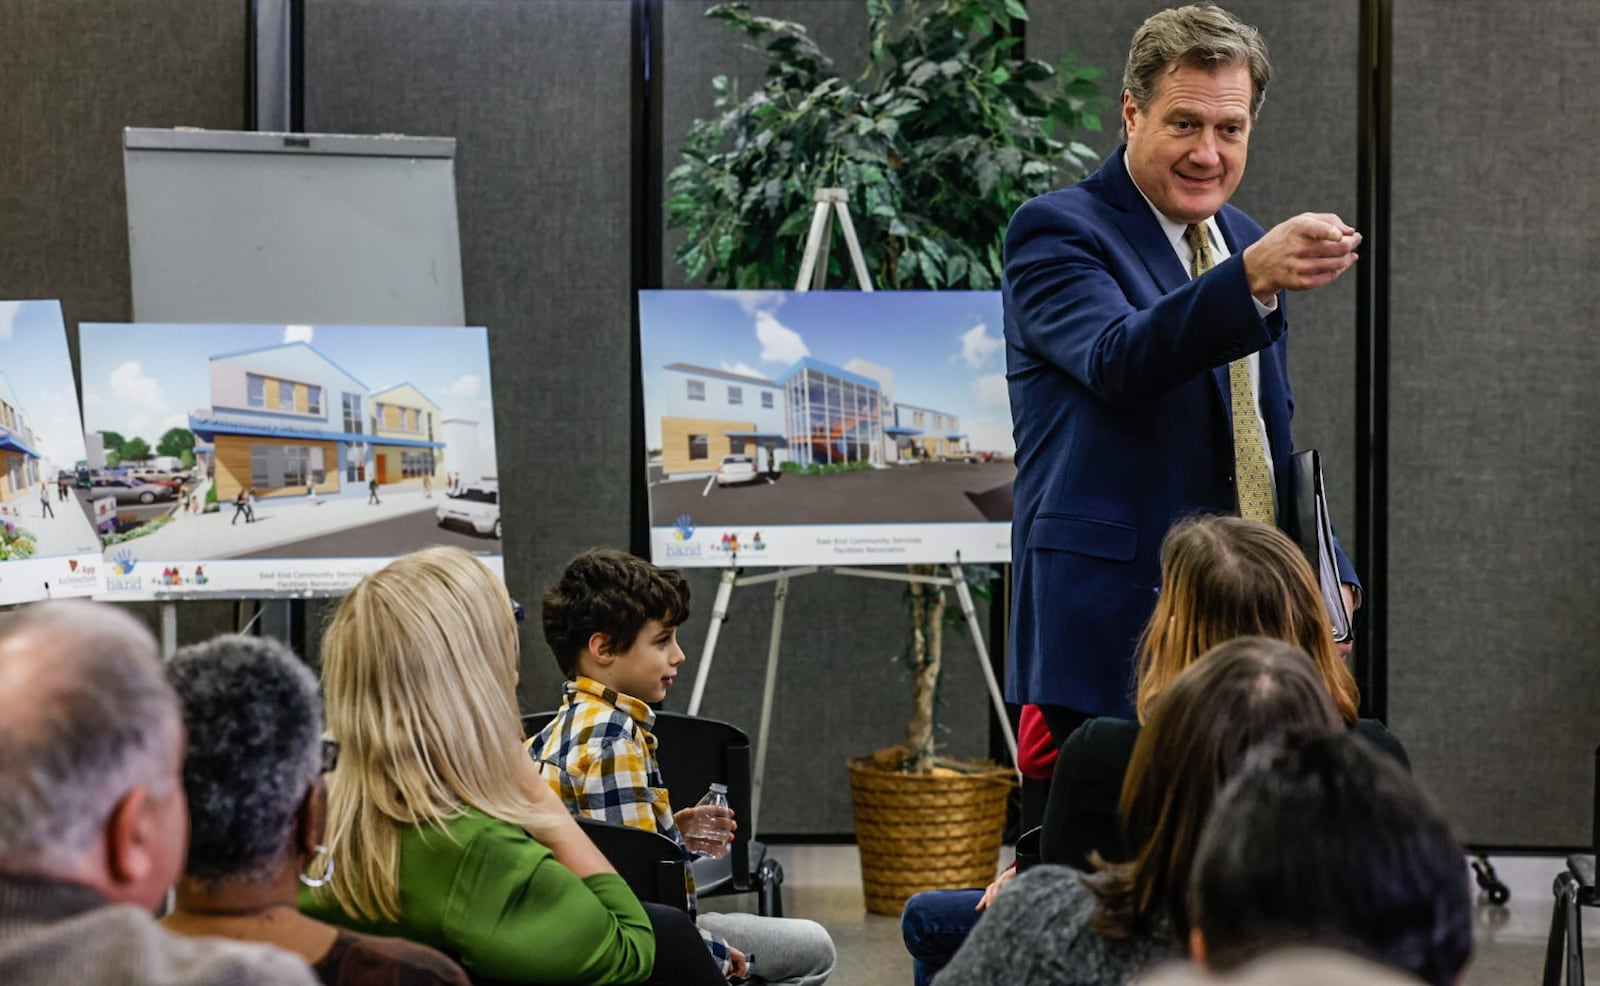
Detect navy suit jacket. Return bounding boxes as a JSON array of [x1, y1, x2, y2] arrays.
[[1002, 146, 1357, 717]]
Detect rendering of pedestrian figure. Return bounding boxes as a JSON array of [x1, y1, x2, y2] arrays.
[[55, 473, 68, 500], [231, 487, 252, 525], [247, 487, 258, 522], [368, 477, 381, 505], [39, 482, 54, 519], [423, 474, 433, 498]]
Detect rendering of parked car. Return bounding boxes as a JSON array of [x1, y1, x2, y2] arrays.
[[91, 476, 178, 505], [714, 454, 759, 486], [436, 482, 500, 539]]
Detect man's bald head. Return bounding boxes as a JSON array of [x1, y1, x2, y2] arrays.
[[0, 601, 180, 880]]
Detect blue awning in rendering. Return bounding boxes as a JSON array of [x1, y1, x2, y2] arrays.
[[189, 414, 443, 449]]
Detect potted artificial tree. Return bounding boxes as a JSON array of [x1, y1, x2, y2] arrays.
[[668, 0, 1103, 914]]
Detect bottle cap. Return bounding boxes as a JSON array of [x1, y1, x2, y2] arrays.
[[709, 783, 728, 794]]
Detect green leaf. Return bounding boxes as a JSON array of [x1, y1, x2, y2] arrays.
[[1003, 0, 1028, 21]]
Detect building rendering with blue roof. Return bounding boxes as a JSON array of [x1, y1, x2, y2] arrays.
[[0, 371, 43, 506], [188, 342, 443, 501]]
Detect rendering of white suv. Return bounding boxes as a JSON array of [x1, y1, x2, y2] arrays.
[[436, 482, 501, 539]]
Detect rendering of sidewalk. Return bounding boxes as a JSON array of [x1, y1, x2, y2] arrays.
[[0, 493, 100, 558], [120, 482, 440, 561]]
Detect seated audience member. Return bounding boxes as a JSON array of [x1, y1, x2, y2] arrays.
[[161, 633, 469, 986], [532, 548, 836, 986], [899, 705, 1058, 986], [1041, 515, 1407, 871], [1187, 731, 1472, 986], [933, 637, 1342, 986], [302, 546, 722, 986], [1136, 949, 1427, 986], [0, 601, 316, 986]]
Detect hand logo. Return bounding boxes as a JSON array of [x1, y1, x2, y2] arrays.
[[674, 515, 696, 541]]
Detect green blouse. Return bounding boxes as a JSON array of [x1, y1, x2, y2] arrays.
[[301, 808, 654, 984]]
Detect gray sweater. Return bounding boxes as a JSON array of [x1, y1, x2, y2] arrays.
[[933, 865, 1176, 986], [0, 874, 317, 986]]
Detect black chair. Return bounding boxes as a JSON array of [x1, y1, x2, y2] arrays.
[[575, 816, 691, 912], [1542, 744, 1599, 986], [521, 710, 557, 743], [650, 710, 784, 918]]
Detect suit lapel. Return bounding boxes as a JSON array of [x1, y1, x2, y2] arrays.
[[1094, 147, 1189, 296]]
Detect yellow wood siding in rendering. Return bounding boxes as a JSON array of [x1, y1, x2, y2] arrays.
[[213, 436, 341, 501], [660, 417, 755, 476], [0, 451, 25, 503]]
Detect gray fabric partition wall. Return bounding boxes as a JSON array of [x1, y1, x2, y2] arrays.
[[0, 0, 249, 644], [302, 0, 636, 711], [1030, 1, 1363, 554], [660, 0, 998, 834], [1389, 0, 1600, 846]]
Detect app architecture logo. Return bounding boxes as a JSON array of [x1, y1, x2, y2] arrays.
[[59, 557, 100, 589]]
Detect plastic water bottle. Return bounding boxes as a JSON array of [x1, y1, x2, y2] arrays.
[[682, 783, 732, 858]]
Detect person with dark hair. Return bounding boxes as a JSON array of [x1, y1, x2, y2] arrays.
[[160, 634, 469, 986], [1187, 732, 1472, 986], [1004, 1, 1362, 748], [534, 548, 837, 986], [0, 602, 316, 985], [933, 637, 1342, 986], [1040, 515, 1407, 873], [1136, 949, 1424, 986]]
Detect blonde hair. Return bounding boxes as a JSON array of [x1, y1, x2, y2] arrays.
[[1133, 516, 1358, 724], [316, 546, 534, 921]]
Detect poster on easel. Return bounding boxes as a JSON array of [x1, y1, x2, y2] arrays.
[[0, 301, 107, 603], [639, 290, 1014, 568], [79, 322, 501, 600]]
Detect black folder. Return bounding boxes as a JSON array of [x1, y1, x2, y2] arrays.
[[1286, 449, 1352, 643]]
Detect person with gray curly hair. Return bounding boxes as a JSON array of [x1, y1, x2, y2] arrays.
[[0, 601, 316, 985], [160, 633, 469, 986]]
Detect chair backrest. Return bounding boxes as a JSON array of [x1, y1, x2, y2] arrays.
[[649, 711, 754, 891], [521, 710, 558, 743], [575, 816, 690, 911]]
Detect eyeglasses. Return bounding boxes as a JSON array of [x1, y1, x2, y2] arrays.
[[511, 599, 525, 624], [320, 736, 340, 774]]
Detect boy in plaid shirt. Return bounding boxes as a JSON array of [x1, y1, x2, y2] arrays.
[[531, 549, 835, 986]]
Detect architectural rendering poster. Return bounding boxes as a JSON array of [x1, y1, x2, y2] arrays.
[[0, 301, 107, 603], [78, 322, 501, 600], [639, 290, 1015, 568]]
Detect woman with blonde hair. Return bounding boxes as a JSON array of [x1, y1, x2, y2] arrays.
[[1039, 515, 1406, 869], [301, 546, 720, 985]]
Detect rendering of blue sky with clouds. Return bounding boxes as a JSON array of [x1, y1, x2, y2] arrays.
[[639, 291, 1013, 454], [78, 322, 497, 465]]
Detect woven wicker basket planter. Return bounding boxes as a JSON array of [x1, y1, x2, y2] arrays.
[[847, 752, 1015, 916]]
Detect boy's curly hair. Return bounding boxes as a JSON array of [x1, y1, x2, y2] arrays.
[[542, 548, 691, 678]]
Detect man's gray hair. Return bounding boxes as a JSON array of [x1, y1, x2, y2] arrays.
[[1123, 3, 1272, 135], [167, 634, 322, 888], [0, 601, 177, 865]]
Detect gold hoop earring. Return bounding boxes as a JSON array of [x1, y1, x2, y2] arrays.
[[299, 844, 334, 888]]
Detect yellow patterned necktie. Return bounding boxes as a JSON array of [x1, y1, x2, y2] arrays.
[[1185, 222, 1275, 523]]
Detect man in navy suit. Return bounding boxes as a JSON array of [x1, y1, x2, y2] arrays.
[[1004, 3, 1362, 741]]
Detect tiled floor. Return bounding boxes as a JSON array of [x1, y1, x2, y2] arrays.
[[707, 846, 1600, 985]]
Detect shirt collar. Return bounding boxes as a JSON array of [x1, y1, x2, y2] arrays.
[[566, 676, 657, 730], [1121, 151, 1221, 262]]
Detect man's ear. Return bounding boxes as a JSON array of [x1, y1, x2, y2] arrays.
[[1122, 89, 1141, 137], [586, 631, 616, 666], [1188, 926, 1208, 968], [105, 786, 169, 908]]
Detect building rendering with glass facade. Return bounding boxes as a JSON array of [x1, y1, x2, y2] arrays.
[[777, 358, 884, 467]]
